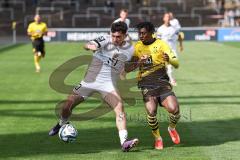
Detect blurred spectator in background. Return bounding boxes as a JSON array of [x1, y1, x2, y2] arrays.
[[219, 0, 226, 14], [223, 9, 238, 26], [219, 0, 240, 26], [227, 9, 235, 26], [113, 9, 130, 29], [235, 9, 240, 26]]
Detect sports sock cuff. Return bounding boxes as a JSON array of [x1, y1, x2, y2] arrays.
[[119, 129, 128, 145], [59, 117, 68, 126]]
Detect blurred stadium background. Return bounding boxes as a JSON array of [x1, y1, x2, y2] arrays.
[[0, 0, 240, 44], [0, 0, 240, 160]]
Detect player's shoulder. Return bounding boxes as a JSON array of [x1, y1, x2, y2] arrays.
[[92, 34, 110, 48], [41, 22, 47, 27], [155, 39, 168, 47], [95, 34, 110, 42], [113, 18, 121, 23], [157, 25, 165, 31], [134, 41, 143, 48], [28, 22, 35, 27]]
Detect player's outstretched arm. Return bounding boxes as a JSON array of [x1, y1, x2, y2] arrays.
[[125, 55, 148, 73], [84, 36, 107, 52], [84, 42, 98, 51], [124, 56, 141, 73], [163, 53, 179, 69], [161, 40, 179, 68]]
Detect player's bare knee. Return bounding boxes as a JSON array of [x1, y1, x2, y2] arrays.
[[147, 109, 157, 117], [114, 102, 124, 114], [168, 104, 179, 114], [144, 97, 157, 116], [146, 103, 157, 116]]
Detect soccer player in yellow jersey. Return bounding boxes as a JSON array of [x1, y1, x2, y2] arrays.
[[125, 22, 181, 150], [27, 14, 48, 72]]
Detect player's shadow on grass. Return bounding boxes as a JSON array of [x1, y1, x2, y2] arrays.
[[0, 118, 239, 158], [1, 94, 240, 105], [0, 43, 26, 53]]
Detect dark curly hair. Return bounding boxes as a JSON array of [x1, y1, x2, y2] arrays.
[[135, 22, 155, 34]]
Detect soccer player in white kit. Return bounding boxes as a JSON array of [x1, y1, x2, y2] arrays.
[[157, 13, 181, 86], [169, 12, 184, 53], [49, 22, 138, 152]]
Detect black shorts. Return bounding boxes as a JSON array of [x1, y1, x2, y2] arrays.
[[138, 78, 175, 106], [32, 38, 45, 56]]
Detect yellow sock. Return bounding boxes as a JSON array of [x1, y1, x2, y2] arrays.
[[147, 115, 161, 139], [152, 129, 161, 139], [34, 55, 41, 71], [169, 113, 181, 129]]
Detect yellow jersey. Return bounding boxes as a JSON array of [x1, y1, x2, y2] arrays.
[[27, 22, 47, 40], [134, 38, 179, 80]]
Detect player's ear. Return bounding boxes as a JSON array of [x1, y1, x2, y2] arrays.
[[123, 34, 127, 39]]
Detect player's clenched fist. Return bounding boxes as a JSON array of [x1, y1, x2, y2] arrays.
[[139, 54, 148, 64]]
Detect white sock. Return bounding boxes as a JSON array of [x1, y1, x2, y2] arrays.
[[119, 129, 128, 145], [168, 126, 175, 130], [167, 65, 174, 81]]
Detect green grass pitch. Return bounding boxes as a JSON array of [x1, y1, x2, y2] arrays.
[[0, 41, 239, 160]]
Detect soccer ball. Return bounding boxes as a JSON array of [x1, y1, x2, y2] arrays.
[[58, 124, 78, 142]]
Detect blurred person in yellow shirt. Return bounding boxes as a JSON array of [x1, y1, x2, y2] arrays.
[[27, 14, 48, 72]]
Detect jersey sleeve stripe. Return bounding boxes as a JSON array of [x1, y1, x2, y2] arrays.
[[93, 39, 101, 48]]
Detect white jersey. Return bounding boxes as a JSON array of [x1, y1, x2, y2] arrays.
[[73, 35, 134, 99], [113, 18, 130, 29], [157, 24, 178, 53], [170, 18, 181, 33], [86, 35, 134, 83]]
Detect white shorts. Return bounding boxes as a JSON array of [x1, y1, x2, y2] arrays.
[[73, 80, 116, 99]]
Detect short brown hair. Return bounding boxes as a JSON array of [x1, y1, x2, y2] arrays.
[[120, 9, 128, 13]]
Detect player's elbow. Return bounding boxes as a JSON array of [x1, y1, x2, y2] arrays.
[[173, 63, 179, 69], [169, 59, 179, 69]]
